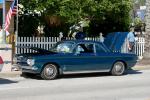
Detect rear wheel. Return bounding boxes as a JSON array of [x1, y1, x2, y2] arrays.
[[41, 64, 58, 80], [111, 61, 125, 76]]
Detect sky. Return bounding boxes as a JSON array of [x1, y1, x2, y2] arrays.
[[0, 0, 3, 4]]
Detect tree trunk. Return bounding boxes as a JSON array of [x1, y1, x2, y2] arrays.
[[143, 0, 150, 59]]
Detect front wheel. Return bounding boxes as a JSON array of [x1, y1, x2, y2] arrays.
[[41, 64, 58, 80], [111, 61, 125, 76]]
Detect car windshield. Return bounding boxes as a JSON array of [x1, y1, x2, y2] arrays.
[[50, 42, 75, 53]]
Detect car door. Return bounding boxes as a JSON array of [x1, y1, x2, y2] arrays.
[[63, 43, 95, 72], [63, 43, 111, 73]]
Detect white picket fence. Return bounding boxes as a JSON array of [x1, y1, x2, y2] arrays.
[[16, 37, 145, 58], [16, 37, 101, 54], [134, 37, 145, 58]]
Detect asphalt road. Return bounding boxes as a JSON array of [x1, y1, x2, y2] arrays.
[[0, 70, 150, 100]]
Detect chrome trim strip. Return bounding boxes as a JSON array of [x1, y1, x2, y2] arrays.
[[18, 65, 38, 70], [19, 65, 32, 70], [63, 69, 110, 74]]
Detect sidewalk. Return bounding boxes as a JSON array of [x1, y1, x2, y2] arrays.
[[0, 60, 150, 78], [0, 71, 21, 78], [132, 58, 150, 70]]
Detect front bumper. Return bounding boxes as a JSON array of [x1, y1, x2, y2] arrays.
[[14, 64, 39, 74]]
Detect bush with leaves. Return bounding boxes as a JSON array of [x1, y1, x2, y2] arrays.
[[18, 0, 133, 37]]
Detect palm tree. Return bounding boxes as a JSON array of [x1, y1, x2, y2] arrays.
[[143, 0, 150, 59]]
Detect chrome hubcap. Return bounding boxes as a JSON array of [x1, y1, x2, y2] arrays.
[[46, 67, 54, 76], [115, 63, 124, 74]]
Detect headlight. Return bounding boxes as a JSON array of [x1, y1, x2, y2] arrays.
[[27, 59, 35, 66]]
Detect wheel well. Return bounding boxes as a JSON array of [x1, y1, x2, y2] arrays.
[[41, 62, 60, 74]]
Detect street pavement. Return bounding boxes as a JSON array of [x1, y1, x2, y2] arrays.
[[0, 70, 150, 100]]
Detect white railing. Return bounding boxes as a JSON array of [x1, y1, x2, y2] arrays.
[[16, 37, 145, 58], [16, 37, 101, 54], [134, 37, 145, 59], [16, 37, 60, 54]]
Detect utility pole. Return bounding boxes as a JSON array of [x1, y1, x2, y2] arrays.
[[15, 0, 18, 54]]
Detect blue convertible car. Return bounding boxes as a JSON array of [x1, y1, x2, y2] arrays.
[[14, 40, 138, 80]]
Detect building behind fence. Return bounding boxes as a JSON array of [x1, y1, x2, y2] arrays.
[[16, 36, 145, 59]]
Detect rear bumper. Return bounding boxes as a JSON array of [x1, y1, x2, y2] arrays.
[[127, 61, 137, 69]]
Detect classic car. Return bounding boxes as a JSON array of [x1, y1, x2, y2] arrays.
[[14, 40, 138, 80]]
